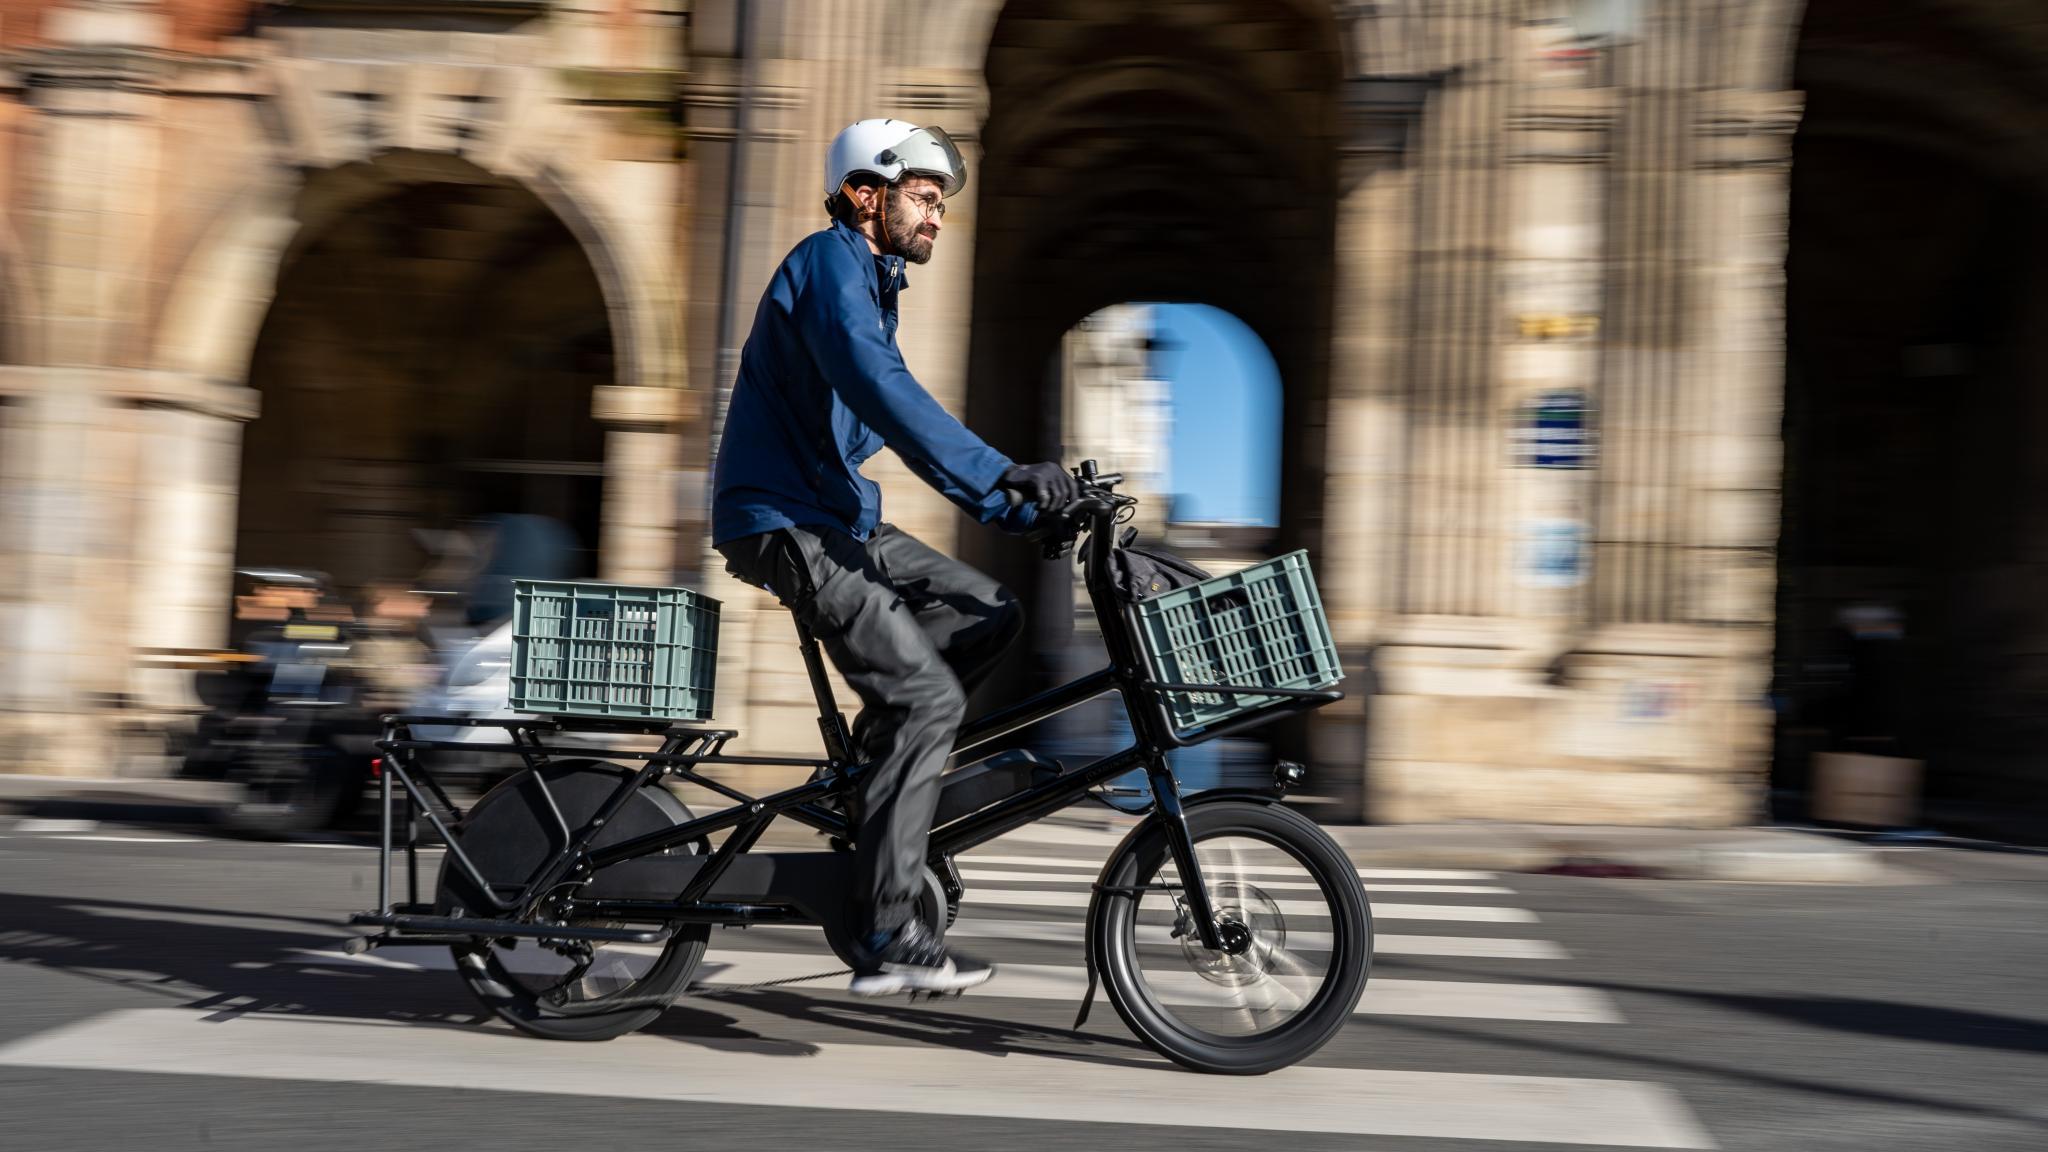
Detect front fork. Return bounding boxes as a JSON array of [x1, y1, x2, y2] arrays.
[[1147, 759, 1237, 954], [1071, 758, 1249, 1029]]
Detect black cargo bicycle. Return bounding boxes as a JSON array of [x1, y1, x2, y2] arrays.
[[348, 463, 1370, 1074]]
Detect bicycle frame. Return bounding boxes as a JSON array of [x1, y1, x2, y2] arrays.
[[354, 499, 1340, 954]]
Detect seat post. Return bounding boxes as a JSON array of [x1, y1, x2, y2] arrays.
[[792, 612, 854, 765]]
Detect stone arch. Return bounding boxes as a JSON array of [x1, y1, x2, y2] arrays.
[[151, 53, 680, 395], [150, 148, 676, 395], [151, 178, 301, 385]]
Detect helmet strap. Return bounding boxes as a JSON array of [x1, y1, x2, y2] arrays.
[[869, 184, 904, 259]]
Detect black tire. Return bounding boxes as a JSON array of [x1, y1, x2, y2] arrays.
[[1088, 799, 1372, 1074], [437, 760, 710, 1041]]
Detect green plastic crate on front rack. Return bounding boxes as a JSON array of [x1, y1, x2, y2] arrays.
[[1133, 550, 1343, 738], [508, 580, 721, 722]]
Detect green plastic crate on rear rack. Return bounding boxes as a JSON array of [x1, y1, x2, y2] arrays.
[[507, 580, 721, 722], [1132, 550, 1343, 739]]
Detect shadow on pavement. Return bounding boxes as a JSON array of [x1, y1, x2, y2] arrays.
[[0, 891, 486, 1027], [0, 891, 1144, 1069], [668, 986, 1157, 1070]]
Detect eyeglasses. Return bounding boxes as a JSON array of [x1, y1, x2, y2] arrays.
[[897, 189, 947, 219]]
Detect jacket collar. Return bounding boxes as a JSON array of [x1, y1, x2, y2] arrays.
[[830, 218, 909, 292]]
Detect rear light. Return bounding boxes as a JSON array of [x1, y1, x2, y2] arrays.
[[370, 757, 382, 778]]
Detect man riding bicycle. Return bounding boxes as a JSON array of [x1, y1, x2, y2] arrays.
[[711, 118, 1080, 997]]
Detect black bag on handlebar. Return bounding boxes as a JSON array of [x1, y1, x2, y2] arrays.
[[1110, 527, 1212, 603]]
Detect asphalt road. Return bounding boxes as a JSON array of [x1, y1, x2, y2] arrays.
[[0, 814, 2043, 1151]]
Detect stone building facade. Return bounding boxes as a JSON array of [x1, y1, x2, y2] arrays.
[[2, 1, 2040, 830]]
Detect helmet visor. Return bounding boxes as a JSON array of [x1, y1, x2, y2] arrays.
[[882, 126, 967, 197]]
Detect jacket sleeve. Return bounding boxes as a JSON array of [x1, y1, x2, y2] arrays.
[[798, 243, 1029, 530]]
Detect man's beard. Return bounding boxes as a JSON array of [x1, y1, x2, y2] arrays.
[[886, 204, 934, 264]]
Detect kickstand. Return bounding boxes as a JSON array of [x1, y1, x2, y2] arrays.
[[1073, 951, 1098, 1030]]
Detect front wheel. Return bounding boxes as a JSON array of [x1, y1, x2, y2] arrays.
[[1088, 799, 1372, 1074]]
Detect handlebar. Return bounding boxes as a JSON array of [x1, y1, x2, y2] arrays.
[[996, 463, 1131, 519], [997, 462, 1137, 560]]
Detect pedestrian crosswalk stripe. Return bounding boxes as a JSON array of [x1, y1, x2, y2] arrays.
[[959, 889, 1540, 922], [291, 946, 1617, 1023], [689, 951, 1621, 1023], [11, 819, 98, 834], [1363, 902, 1539, 922], [958, 889, 1330, 915], [51, 834, 203, 844], [959, 853, 1500, 882], [662, 916, 1565, 959], [753, 918, 1568, 959], [1361, 932, 1569, 959], [959, 867, 1514, 894], [0, 1009, 1710, 1146]]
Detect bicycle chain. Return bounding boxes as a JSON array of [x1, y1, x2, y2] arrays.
[[689, 967, 852, 996]]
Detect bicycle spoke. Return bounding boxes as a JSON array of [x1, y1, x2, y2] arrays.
[[1129, 831, 1340, 1040]]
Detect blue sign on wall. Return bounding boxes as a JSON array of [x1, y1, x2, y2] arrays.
[[1516, 390, 1593, 469], [1519, 517, 1587, 589]]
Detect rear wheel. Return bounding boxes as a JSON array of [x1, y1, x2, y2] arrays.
[[1089, 799, 1372, 1074], [445, 912, 707, 1042], [437, 760, 709, 1041]]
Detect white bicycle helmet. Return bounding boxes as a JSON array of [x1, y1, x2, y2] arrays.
[[823, 118, 967, 211]]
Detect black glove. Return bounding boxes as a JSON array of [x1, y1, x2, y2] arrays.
[[1001, 461, 1081, 515]]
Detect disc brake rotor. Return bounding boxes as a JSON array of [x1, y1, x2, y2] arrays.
[[1178, 882, 1286, 986]]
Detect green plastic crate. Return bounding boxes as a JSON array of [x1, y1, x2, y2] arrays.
[[1133, 550, 1343, 736], [508, 580, 721, 722]]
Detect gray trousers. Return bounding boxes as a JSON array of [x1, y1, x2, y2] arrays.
[[716, 523, 1024, 939]]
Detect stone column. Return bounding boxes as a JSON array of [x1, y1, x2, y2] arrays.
[[0, 3, 173, 773], [122, 379, 260, 713], [1683, 86, 1803, 818], [0, 377, 125, 770], [0, 372, 161, 774], [1320, 77, 1430, 819], [594, 385, 683, 586]]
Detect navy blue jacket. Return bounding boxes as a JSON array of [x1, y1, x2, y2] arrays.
[[712, 220, 1034, 546]]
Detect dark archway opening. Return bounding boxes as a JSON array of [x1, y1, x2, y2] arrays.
[[235, 155, 611, 615], [964, 1, 1344, 773], [1776, 1, 2048, 837]]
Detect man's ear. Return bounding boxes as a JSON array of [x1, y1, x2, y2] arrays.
[[844, 181, 877, 221]]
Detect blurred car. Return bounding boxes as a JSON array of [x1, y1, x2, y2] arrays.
[[409, 619, 518, 751], [180, 569, 385, 836]]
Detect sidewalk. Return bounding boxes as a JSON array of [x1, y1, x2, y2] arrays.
[[0, 772, 1886, 882], [0, 772, 235, 823]]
